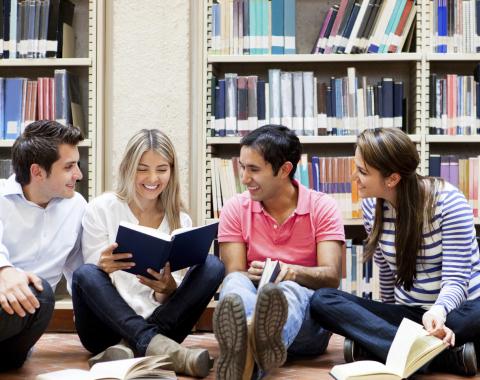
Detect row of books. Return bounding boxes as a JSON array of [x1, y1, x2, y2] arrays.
[[209, 154, 362, 220], [0, 70, 83, 139], [312, 0, 416, 54], [431, 0, 480, 53], [210, 0, 296, 55], [342, 241, 379, 300], [429, 73, 480, 135], [211, 67, 406, 138], [429, 154, 480, 217], [1, 0, 74, 59]]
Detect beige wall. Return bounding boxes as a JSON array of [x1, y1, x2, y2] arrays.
[[104, 1, 192, 207]]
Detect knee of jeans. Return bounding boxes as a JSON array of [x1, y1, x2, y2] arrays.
[[278, 280, 309, 301], [30, 278, 54, 304], [204, 255, 225, 282], [311, 288, 341, 312], [73, 263, 103, 289]]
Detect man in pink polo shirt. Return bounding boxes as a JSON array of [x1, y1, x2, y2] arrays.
[[213, 125, 345, 380]]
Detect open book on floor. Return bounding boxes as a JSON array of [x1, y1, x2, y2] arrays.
[[257, 258, 281, 289], [330, 318, 447, 380], [114, 221, 219, 278], [35, 355, 176, 380]]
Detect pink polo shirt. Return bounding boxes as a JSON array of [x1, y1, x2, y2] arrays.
[[218, 181, 345, 268]]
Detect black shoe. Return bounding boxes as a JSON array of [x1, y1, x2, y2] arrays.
[[443, 342, 477, 377], [343, 338, 375, 363]]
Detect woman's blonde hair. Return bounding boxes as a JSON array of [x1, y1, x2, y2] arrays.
[[116, 129, 184, 231]]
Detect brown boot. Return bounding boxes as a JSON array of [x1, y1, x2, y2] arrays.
[[146, 334, 211, 378]]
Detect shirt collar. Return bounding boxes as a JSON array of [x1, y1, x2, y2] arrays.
[[3, 175, 24, 197], [246, 179, 310, 215]]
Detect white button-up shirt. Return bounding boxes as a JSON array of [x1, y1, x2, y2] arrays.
[[0, 175, 86, 291]]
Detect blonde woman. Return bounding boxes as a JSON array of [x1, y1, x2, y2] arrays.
[[311, 128, 480, 377], [72, 129, 224, 378]]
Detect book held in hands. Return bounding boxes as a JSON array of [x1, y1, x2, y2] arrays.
[[114, 221, 219, 278], [257, 258, 281, 289], [35, 355, 176, 380], [329, 318, 447, 380]]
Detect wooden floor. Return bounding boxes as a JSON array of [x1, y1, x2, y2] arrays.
[[0, 333, 475, 380]]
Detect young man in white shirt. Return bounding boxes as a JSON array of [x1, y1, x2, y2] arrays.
[[0, 120, 86, 371]]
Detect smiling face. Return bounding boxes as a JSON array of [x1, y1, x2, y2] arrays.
[[353, 147, 392, 200], [135, 150, 171, 204], [40, 143, 83, 200], [239, 146, 288, 202]]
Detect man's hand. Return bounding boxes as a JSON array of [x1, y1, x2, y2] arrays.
[[275, 261, 297, 283], [247, 260, 265, 283], [97, 243, 135, 274], [423, 311, 455, 346], [0, 267, 42, 317], [137, 262, 177, 302]]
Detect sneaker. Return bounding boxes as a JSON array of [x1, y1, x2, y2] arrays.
[[343, 338, 375, 363], [88, 342, 134, 368], [251, 283, 288, 372], [213, 293, 249, 380]]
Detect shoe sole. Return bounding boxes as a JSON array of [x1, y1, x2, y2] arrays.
[[343, 338, 354, 363], [88, 344, 134, 368], [213, 293, 247, 380], [253, 283, 288, 371], [462, 342, 478, 376]]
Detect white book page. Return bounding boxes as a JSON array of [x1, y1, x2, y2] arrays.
[[119, 221, 172, 241]]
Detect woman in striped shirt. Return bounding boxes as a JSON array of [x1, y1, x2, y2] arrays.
[[311, 128, 480, 376]]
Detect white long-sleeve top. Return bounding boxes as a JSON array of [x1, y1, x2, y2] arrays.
[[0, 175, 85, 292], [82, 192, 192, 318]]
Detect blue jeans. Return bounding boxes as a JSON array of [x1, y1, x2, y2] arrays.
[[0, 278, 54, 371], [220, 272, 331, 356], [72, 255, 225, 356], [311, 288, 480, 363]]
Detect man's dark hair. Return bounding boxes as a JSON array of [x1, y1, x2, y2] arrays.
[[12, 120, 84, 185], [240, 125, 301, 179]]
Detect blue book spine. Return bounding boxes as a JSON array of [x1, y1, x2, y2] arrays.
[[337, 2, 361, 53], [393, 81, 403, 129], [283, 0, 295, 54], [257, 79, 266, 122], [4, 78, 23, 139], [0, 79, 4, 138], [212, 3, 220, 54], [381, 79, 394, 128], [311, 156, 320, 192], [215, 79, 226, 137], [261, 0, 269, 54], [438, 0, 447, 53], [271, 0, 284, 54], [334, 78, 343, 135], [429, 155, 441, 177], [379, 0, 404, 53]]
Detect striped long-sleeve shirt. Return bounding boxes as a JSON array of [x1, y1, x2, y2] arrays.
[[362, 181, 480, 314]]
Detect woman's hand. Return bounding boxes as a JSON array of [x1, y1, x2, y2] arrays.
[[97, 243, 135, 274], [137, 262, 177, 301], [422, 310, 455, 346]]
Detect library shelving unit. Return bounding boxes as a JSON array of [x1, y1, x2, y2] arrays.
[[0, 0, 105, 200], [194, 0, 480, 234], [0, 0, 105, 314]]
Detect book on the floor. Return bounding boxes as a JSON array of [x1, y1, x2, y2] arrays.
[[329, 318, 447, 380], [114, 221, 219, 277], [35, 354, 176, 380], [257, 258, 281, 289]]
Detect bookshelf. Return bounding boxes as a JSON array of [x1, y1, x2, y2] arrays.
[[194, 0, 480, 233], [0, 0, 104, 200]]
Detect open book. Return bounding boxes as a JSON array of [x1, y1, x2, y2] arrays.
[[257, 258, 281, 289], [35, 355, 176, 380], [330, 318, 447, 380], [114, 221, 219, 278]]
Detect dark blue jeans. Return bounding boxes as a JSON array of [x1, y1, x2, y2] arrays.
[[311, 288, 480, 365], [0, 278, 54, 371], [72, 255, 225, 356]]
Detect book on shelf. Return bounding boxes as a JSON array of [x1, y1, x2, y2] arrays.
[[257, 257, 281, 289], [114, 221, 219, 277], [35, 355, 176, 380], [329, 318, 447, 380]]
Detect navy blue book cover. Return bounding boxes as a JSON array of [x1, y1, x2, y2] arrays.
[[114, 222, 219, 278]]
